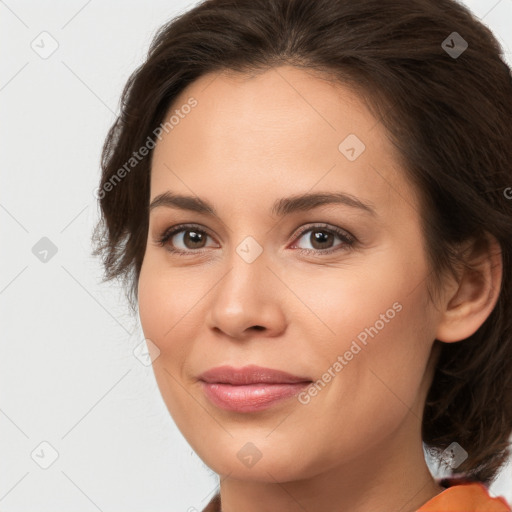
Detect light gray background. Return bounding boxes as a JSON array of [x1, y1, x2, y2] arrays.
[[1, 1, 511, 510]]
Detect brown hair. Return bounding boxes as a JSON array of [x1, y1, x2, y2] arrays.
[[92, 0, 512, 486]]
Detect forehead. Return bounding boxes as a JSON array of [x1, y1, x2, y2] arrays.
[[150, 65, 419, 218]]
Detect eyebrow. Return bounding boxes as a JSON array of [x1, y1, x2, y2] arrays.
[[149, 191, 377, 217]]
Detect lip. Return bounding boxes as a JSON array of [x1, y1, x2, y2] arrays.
[[198, 365, 312, 412], [198, 364, 311, 385]]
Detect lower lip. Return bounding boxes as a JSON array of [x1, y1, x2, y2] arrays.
[[201, 381, 310, 412]]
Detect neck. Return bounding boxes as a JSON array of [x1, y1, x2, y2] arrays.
[[217, 414, 445, 512]]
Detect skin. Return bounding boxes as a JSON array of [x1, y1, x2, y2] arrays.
[[137, 65, 502, 512]]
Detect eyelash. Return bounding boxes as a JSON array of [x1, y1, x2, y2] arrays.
[[155, 223, 356, 257]]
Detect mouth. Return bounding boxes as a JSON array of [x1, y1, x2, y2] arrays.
[[198, 364, 312, 412]]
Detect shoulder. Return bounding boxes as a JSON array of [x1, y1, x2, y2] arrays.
[[417, 477, 511, 512]]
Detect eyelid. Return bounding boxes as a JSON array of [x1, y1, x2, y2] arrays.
[[287, 223, 356, 255], [156, 223, 218, 246], [156, 222, 356, 255], [290, 223, 355, 244]]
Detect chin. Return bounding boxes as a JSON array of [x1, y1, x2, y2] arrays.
[[193, 438, 321, 483]]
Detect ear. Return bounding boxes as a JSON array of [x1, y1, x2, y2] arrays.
[[435, 233, 503, 343]]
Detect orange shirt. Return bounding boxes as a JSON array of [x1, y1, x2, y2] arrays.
[[418, 477, 511, 512], [201, 478, 512, 511]]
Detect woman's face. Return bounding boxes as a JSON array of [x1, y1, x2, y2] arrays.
[[138, 65, 444, 482]]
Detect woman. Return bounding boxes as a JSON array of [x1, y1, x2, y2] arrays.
[[92, 0, 512, 510]]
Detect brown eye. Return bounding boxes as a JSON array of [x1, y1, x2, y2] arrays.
[[157, 224, 217, 254], [177, 229, 208, 249], [308, 230, 335, 250], [292, 224, 355, 255]]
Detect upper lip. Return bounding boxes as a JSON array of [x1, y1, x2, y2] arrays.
[[198, 364, 312, 385]]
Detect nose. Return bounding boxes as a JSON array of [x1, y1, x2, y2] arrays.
[[206, 247, 287, 340]]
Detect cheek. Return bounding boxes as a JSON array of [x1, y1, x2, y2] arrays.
[[323, 269, 434, 422], [284, 276, 434, 472], [286, 247, 430, 351], [137, 259, 203, 428], [137, 262, 166, 344], [137, 259, 190, 361], [291, 249, 434, 408], [138, 257, 195, 340]]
